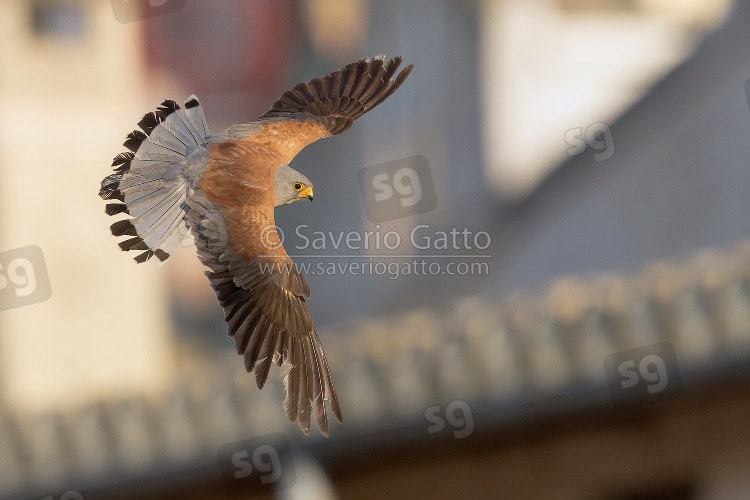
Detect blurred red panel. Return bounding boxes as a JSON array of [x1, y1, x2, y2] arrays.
[[142, 0, 296, 95]]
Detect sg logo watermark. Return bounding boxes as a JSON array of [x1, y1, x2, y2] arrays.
[[565, 122, 615, 162], [111, 0, 186, 23], [0, 246, 52, 312], [217, 433, 296, 495], [604, 342, 683, 407], [358, 155, 437, 223], [424, 399, 474, 439]]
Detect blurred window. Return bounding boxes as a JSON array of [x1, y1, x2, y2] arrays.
[[29, 0, 86, 39]]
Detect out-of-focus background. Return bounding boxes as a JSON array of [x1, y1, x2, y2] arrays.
[[2, 0, 750, 498]]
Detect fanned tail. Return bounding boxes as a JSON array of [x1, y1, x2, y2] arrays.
[[99, 96, 209, 264]]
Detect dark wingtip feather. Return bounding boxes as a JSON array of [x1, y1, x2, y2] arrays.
[[185, 97, 200, 109], [100, 173, 121, 189], [157, 99, 180, 116], [138, 111, 161, 135], [139, 100, 181, 134], [99, 174, 123, 201], [118, 237, 138, 251], [397, 64, 414, 84], [118, 236, 148, 251], [123, 130, 147, 152], [317, 414, 330, 438], [105, 203, 129, 216], [154, 249, 170, 262], [134, 250, 155, 264], [110, 219, 137, 237], [111, 152, 134, 173], [331, 399, 344, 424], [99, 190, 124, 202], [255, 360, 271, 390]]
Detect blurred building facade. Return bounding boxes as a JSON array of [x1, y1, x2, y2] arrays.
[[0, 0, 175, 421], [3, 240, 750, 499]]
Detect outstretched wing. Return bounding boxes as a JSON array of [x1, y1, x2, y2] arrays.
[[219, 54, 413, 145], [186, 187, 342, 436]]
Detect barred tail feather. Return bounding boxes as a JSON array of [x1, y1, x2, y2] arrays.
[[100, 96, 209, 264]]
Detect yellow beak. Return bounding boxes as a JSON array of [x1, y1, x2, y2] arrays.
[[299, 186, 313, 201]]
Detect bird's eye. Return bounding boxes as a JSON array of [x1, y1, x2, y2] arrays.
[[294, 183, 303, 190]]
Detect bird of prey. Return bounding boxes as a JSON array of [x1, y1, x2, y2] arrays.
[[99, 54, 413, 436]]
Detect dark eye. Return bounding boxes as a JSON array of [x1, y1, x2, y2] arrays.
[[294, 183, 302, 190]]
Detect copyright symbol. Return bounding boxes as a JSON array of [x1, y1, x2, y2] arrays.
[[260, 225, 285, 250]]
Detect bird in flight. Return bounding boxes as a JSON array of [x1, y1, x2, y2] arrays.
[[99, 54, 413, 436]]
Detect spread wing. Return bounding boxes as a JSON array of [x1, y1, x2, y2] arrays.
[[220, 53, 414, 143], [186, 188, 342, 436]]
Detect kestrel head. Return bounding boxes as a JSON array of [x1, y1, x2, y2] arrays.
[[274, 164, 314, 206]]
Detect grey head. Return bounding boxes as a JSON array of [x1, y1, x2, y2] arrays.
[[274, 164, 314, 207]]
